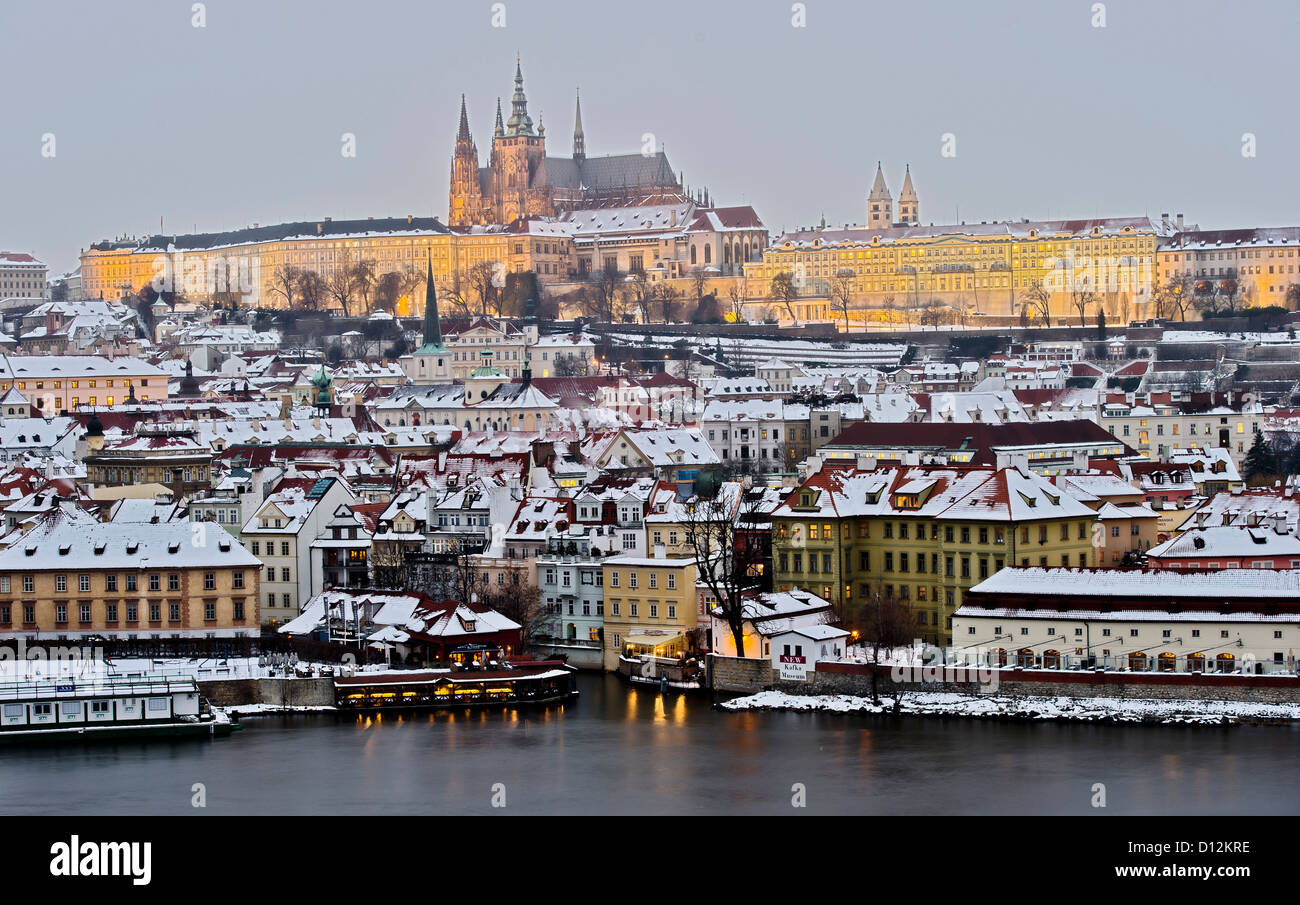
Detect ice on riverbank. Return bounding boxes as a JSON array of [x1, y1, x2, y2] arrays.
[[718, 690, 1300, 724]]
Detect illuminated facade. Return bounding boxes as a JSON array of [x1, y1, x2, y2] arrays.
[[769, 463, 1099, 645], [746, 215, 1160, 323]]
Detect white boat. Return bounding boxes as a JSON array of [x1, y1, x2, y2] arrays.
[[0, 675, 238, 743]]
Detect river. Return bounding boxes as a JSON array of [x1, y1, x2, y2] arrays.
[[1, 673, 1295, 815]]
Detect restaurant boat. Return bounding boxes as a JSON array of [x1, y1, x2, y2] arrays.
[[335, 659, 579, 710], [0, 675, 237, 743]]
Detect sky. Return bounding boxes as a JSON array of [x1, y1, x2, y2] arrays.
[[3, 0, 1298, 275]]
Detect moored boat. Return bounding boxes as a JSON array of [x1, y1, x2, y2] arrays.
[[335, 660, 579, 710], [0, 675, 239, 743]]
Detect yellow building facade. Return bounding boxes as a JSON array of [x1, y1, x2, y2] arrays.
[[600, 554, 698, 671], [746, 217, 1160, 324], [769, 464, 1099, 645], [81, 218, 564, 315]]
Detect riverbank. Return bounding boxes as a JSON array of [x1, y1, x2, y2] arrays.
[[717, 690, 1300, 725]]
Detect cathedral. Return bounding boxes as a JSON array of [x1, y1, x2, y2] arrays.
[[448, 58, 685, 227]]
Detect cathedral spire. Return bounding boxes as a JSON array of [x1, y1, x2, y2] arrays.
[[573, 88, 585, 161], [493, 97, 504, 138], [457, 94, 471, 142], [506, 54, 535, 136], [419, 252, 446, 353]]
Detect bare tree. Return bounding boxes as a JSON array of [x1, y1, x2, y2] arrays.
[[351, 258, 377, 314], [680, 485, 764, 657], [689, 267, 708, 305], [918, 297, 948, 329], [727, 275, 748, 323], [585, 266, 624, 323], [324, 249, 363, 317], [1070, 283, 1099, 327], [482, 584, 544, 653], [769, 271, 799, 324], [295, 270, 327, 311], [858, 584, 916, 706], [655, 283, 682, 323], [465, 261, 499, 317], [624, 270, 653, 323], [830, 268, 856, 332], [373, 271, 403, 313], [1023, 280, 1053, 327], [269, 263, 302, 309], [399, 262, 427, 314]]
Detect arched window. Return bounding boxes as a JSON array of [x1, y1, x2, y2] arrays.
[[704, 245, 711, 264], [690, 246, 697, 265], [723, 244, 731, 265]]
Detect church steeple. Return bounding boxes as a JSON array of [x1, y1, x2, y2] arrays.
[[572, 88, 585, 161], [418, 253, 446, 353], [493, 97, 504, 138], [505, 55, 535, 136], [898, 164, 919, 226], [867, 161, 893, 231]]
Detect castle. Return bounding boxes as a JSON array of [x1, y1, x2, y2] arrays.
[[448, 58, 686, 227]]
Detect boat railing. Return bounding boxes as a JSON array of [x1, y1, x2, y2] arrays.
[[0, 675, 199, 701]]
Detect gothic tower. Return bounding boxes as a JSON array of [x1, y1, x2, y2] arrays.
[[867, 161, 893, 232], [572, 88, 585, 162], [448, 95, 483, 226], [491, 56, 551, 224], [897, 165, 919, 226]]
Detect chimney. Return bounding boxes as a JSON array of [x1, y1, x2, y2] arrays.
[[1176, 213, 1184, 231], [316, 223, 323, 235]]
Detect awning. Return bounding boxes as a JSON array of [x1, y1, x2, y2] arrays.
[[625, 632, 683, 648]]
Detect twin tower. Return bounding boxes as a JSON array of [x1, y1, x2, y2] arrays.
[[867, 162, 919, 231]]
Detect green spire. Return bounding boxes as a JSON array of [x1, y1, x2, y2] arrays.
[[506, 54, 535, 136], [418, 252, 446, 353]]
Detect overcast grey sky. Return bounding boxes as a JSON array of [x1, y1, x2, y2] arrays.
[[2, 0, 1297, 274]]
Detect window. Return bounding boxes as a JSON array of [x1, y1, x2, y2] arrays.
[[79, 574, 90, 593], [168, 573, 180, 591]]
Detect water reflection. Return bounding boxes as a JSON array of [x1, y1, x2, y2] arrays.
[[0, 672, 1294, 816]]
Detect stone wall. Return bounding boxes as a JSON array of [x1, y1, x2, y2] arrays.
[[716, 659, 1300, 704], [708, 655, 776, 692], [798, 664, 1300, 704], [198, 677, 335, 707]]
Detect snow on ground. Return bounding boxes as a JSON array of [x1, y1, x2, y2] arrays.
[[0, 655, 391, 683], [718, 690, 1300, 724], [224, 703, 339, 716]]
